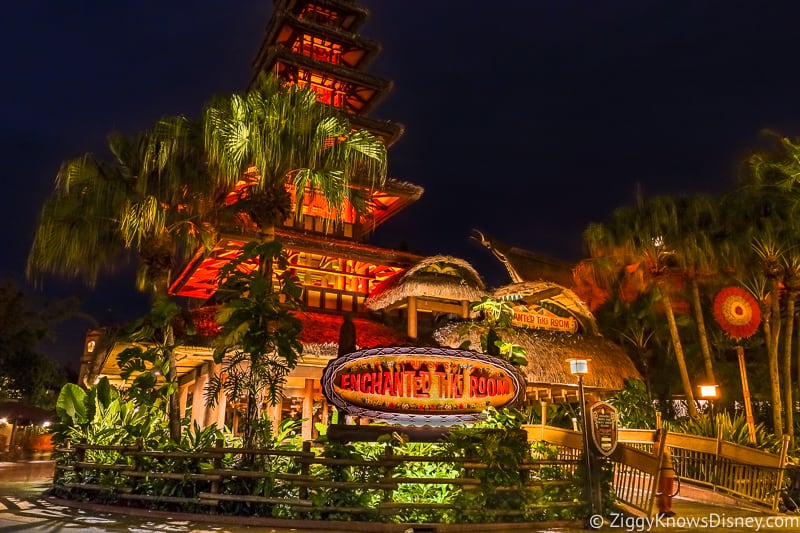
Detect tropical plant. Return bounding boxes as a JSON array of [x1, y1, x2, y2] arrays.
[[609, 379, 656, 429], [461, 297, 528, 367], [27, 117, 219, 441], [203, 72, 388, 246], [116, 299, 191, 410], [52, 378, 169, 457], [206, 240, 303, 450], [669, 411, 782, 452]]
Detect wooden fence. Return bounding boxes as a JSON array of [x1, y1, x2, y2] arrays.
[[616, 428, 790, 512], [53, 438, 583, 524], [526, 425, 791, 515], [52, 426, 792, 522]]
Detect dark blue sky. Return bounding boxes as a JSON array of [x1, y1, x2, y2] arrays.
[[3, 1, 800, 368]]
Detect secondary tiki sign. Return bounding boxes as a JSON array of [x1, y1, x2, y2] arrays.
[[322, 346, 525, 426], [588, 401, 618, 457], [511, 305, 577, 333]]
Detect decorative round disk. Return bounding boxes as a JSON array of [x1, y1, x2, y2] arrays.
[[713, 286, 761, 340]]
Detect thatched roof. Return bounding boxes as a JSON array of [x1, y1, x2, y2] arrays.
[[366, 255, 487, 311], [434, 323, 641, 395], [494, 280, 599, 335], [471, 230, 575, 287]]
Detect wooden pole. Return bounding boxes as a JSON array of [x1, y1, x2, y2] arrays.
[[737, 345, 757, 444]]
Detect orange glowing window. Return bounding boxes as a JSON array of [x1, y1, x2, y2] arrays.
[[294, 69, 348, 108], [223, 166, 388, 227], [298, 4, 342, 27], [292, 34, 342, 65]]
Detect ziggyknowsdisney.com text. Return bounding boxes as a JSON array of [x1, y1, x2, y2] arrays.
[[602, 512, 799, 531]]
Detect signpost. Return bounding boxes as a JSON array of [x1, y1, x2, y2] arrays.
[[589, 401, 618, 457]]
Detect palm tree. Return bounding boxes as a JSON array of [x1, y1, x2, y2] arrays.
[[202, 73, 388, 430], [203, 73, 387, 247], [28, 116, 218, 441], [674, 196, 720, 384], [585, 197, 699, 417], [782, 252, 800, 447]]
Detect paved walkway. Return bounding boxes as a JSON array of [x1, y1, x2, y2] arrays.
[[1, 461, 798, 532]]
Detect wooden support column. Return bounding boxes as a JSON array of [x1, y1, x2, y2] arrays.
[[461, 300, 470, 319], [269, 400, 282, 435], [407, 296, 418, 339], [302, 379, 314, 440], [191, 366, 208, 428], [204, 362, 226, 430], [177, 369, 195, 423], [321, 399, 329, 426]]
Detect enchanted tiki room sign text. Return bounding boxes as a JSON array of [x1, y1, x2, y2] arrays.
[[511, 305, 577, 333], [322, 346, 525, 426]]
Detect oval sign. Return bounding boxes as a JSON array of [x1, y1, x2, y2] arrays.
[[589, 401, 618, 457], [322, 346, 525, 426]]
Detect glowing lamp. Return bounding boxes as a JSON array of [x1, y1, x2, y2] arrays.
[[698, 385, 719, 399], [569, 358, 589, 376]]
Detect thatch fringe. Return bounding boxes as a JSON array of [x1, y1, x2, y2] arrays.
[[366, 255, 487, 310], [493, 280, 599, 335], [434, 323, 641, 392]]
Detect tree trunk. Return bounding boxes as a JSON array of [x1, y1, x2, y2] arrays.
[[763, 281, 783, 439], [258, 224, 275, 291], [659, 282, 698, 418], [690, 278, 715, 383], [167, 337, 181, 443], [784, 296, 795, 447], [151, 256, 182, 444]]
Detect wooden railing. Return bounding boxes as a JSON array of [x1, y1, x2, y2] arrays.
[[52, 427, 790, 521], [617, 428, 790, 512], [527, 425, 661, 515], [53, 438, 583, 524], [526, 425, 791, 515]]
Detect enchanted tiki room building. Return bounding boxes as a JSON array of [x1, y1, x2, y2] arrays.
[[78, 0, 641, 438]]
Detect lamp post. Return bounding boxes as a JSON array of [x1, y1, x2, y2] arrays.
[[698, 384, 720, 437], [569, 358, 595, 518]]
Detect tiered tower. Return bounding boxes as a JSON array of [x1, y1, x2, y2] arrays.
[[82, 0, 425, 439], [170, 0, 423, 319]]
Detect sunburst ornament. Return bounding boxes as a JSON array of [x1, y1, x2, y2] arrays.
[[713, 286, 761, 340]]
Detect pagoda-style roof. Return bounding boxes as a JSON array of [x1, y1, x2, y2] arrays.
[[269, 0, 370, 34], [362, 178, 424, 229], [169, 228, 424, 300], [254, 9, 381, 75], [366, 255, 487, 311], [349, 114, 405, 148], [252, 0, 404, 145], [295, 310, 411, 356], [256, 45, 393, 115]]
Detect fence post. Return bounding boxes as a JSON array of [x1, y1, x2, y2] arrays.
[[74, 439, 86, 486], [772, 436, 791, 512], [382, 444, 395, 505], [210, 438, 223, 497], [299, 440, 311, 501], [713, 424, 723, 490]]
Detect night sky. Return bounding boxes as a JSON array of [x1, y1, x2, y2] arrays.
[[3, 1, 800, 369]]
